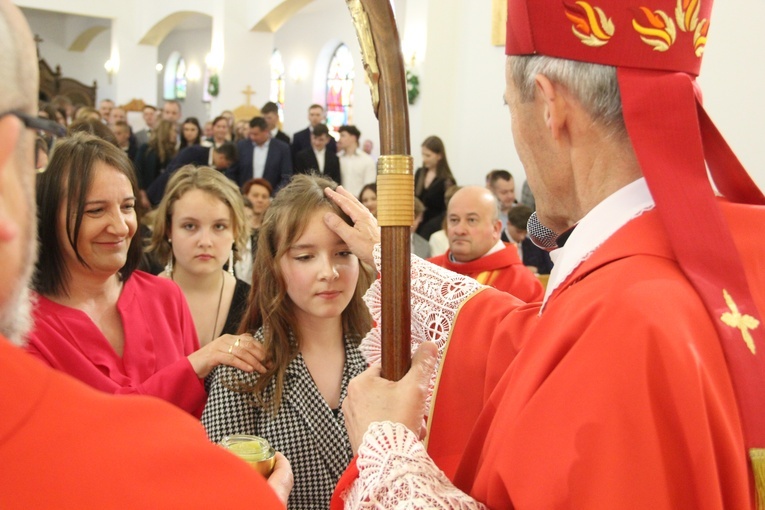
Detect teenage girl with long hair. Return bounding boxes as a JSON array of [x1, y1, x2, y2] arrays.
[[202, 175, 373, 509]]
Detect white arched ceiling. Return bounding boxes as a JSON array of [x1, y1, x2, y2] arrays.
[[139, 11, 211, 46], [68, 25, 108, 51], [251, 0, 314, 32]]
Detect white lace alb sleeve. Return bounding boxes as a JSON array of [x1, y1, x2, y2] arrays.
[[341, 422, 487, 509], [359, 244, 485, 411]]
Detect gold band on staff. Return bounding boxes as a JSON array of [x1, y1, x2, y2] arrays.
[[377, 155, 414, 227]]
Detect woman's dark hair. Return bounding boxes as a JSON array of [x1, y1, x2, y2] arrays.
[[416, 135, 455, 195], [34, 132, 143, 297], [357, 182, 377, 202], [180, 116, 202, 149]]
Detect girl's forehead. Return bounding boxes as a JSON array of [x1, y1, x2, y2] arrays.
[[283, 208, 341, 245]]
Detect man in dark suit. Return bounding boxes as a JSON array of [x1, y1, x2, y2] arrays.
[[261, 101, 290, 146], [226, 116, 292, 193], [292, 104, 336, 160], [293, 123, 341, 184], [147, 142, 237, 205]]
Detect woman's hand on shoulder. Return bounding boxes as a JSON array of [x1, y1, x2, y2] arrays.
[[187, 333, 268, 379]]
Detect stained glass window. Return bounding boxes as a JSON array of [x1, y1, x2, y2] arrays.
[[163, 52, 184, 100], [174, 58, 187, 100], [326, 44, 355, 134], [270, 50, 286, 121]]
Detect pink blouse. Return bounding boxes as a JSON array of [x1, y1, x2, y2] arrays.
[[25, 271, 207, 417]]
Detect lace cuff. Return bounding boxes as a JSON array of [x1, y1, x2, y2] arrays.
[[341, 422, 486, 509], [360, 245, 484, 411]]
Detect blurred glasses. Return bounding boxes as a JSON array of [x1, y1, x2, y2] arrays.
[[0, 110, 66, 168]]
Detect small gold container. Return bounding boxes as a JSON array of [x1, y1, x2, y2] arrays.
[[220, 434, 276, 477]]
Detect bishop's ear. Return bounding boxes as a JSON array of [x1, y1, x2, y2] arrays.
[[534, 74, 567, 141]]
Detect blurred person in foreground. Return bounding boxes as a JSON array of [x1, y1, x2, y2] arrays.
[[0, 1, 290, 506], [325, 0, 765, 508]]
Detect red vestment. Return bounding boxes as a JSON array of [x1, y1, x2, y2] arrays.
[[428, 243, 544, 303], [0, 337, 283, 509], [428, 202, 761, 508]]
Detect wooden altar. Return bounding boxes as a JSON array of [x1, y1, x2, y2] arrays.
[[38, 58, 97, 107]]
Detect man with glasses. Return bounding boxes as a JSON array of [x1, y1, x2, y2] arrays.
[[0, 2, 291, 506]]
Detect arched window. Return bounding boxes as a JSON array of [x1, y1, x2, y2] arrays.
[[270, 50, 285, 121], [175, 58, 187, 99], [163, 51, 187, 100], [326, 44, 355, 134]]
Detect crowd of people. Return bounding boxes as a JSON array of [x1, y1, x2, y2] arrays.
[[5, 0, 764, 508]]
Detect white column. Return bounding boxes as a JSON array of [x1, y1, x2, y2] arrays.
[[110, 13, 159, 107], [208, 0, 275, 115]]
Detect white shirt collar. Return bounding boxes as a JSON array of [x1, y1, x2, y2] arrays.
[[542, 177, 655, 311], [448, 239, 505, 264]]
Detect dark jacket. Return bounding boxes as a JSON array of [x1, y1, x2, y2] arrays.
[[294, 147, 341, 185], [226, 138, 292, 193]]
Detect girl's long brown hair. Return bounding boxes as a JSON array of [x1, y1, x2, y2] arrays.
[[148, 119, 177, 165], [237, 174, 374, 412]]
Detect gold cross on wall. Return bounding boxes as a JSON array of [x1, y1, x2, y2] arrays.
[[241, 85, 256, 106], [720, 289, 760, 354]]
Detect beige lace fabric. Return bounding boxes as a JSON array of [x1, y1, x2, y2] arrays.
[[359, 246, 483, 412], [343, 422, 487, 509], [343, 246, 486, 508]]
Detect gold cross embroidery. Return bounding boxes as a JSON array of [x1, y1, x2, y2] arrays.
[[720, 289, 760, 354]]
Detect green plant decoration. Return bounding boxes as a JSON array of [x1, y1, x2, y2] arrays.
[[208, 73, 220, 97], [406, 69, 420, 105]]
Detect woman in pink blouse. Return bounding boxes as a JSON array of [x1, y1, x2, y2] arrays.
[[25, 133, 264, 417]]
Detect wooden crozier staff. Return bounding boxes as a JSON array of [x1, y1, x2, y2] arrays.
[[346, 0, 412, 381]]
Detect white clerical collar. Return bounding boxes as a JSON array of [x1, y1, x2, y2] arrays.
[[448, 239, 504, 264], [541, 177, 655, 311]]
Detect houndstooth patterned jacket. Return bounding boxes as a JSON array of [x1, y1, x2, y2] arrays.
[[202, 329, 366, 510]]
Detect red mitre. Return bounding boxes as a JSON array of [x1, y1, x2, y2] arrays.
[[506, 0, 765, 505]]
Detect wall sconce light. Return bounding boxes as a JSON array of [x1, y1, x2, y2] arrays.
[[290, 59, 308, 82], [156, 63, 164, 73], [205, 51, 223, 74], [187, 63, 202, 82], [104, 59, 118, 84]]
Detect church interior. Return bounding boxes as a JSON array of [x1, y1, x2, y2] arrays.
[[16, 0, 765, 189]]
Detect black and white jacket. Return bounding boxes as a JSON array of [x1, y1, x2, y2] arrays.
[[202, 329, 366, 509]]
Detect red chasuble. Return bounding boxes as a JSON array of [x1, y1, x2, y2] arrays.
[[0, 338, 284, 509], [428, 243, 544, 303], [427, 202, 762, 508]]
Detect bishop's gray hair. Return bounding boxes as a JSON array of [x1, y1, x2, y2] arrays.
[[508, 55, 626, 136]]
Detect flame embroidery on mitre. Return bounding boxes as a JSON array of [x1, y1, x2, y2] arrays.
[[564, 1, 615, 47], [675, 0, 700, 32], [693, 17, 710, 56], [632, 7, 677, 52]]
